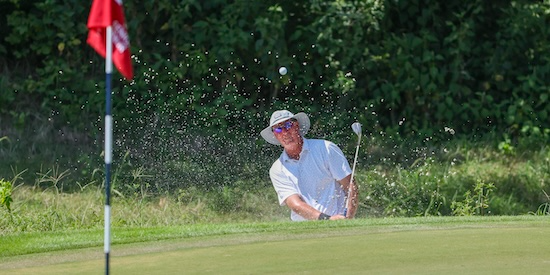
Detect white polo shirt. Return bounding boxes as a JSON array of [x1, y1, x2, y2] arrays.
[[269, 138, 352, 221]]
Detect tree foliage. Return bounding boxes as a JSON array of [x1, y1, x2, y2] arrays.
[[1, 0, 549, 140]]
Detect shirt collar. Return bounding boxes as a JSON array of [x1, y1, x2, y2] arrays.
[[282, 138, 310, 162]]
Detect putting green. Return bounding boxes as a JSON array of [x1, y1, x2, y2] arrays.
[[3, 221, 549, 274]]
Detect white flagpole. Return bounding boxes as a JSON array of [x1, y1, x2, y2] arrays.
[[104, 25, 113, 275]]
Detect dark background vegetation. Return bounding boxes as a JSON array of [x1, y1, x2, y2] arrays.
[[1, 0, 549, 219]]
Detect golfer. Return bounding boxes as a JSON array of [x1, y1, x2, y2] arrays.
[[261, 110, 358, 221]]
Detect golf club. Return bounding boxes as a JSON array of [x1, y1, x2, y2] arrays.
[[343, 122, 362, 217]]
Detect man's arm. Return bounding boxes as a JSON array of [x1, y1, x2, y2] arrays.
[[284, 194, 345, 220], [338, 174, 359, 218]]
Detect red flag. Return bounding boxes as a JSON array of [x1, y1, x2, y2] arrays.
[[87, 0, 133, 80]]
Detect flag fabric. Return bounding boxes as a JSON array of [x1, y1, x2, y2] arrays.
[[87, 0, 133, 80]]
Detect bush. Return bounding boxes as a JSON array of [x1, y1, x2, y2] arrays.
[[0, 179, 13, 212], [1, 0, 548, 136]]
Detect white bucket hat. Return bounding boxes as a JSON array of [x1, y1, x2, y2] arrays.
[[260, 110, 310, 145]]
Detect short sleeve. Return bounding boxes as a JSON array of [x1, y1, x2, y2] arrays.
[[326, 141, 352, 181], [269, 160, 300, 206]]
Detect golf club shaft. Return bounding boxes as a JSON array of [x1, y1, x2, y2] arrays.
[[343, 132, 361, 217]]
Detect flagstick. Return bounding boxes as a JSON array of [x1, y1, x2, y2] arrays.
[[104, 25, 113, 275]]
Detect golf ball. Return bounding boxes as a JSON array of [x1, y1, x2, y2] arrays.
[[279, 66, 287, 75]]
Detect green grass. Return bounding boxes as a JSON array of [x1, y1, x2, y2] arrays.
[[1, 216, 549, 274], [0, 215, 546, 257]]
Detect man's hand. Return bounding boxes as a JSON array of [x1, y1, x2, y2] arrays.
[[338, 174, 359, 219], [329, 214, 346, 220]]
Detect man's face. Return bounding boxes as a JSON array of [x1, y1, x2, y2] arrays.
[[272, 119, 301, 147]]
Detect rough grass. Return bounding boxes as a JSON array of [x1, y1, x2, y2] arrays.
[[358, 140, 550, 217], [1, 119, 549, 236], [0, 185, 289, 236]]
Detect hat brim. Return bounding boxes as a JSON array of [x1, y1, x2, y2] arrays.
[[260, 112, 310, 145]]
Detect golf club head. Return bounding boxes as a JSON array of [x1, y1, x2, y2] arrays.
[[351, 122, 362, 136]]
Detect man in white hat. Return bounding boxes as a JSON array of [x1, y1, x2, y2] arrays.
[[261, 110, 358, 221]]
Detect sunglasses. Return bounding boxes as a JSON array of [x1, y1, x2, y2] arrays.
[[272, 120, 295, 134]]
